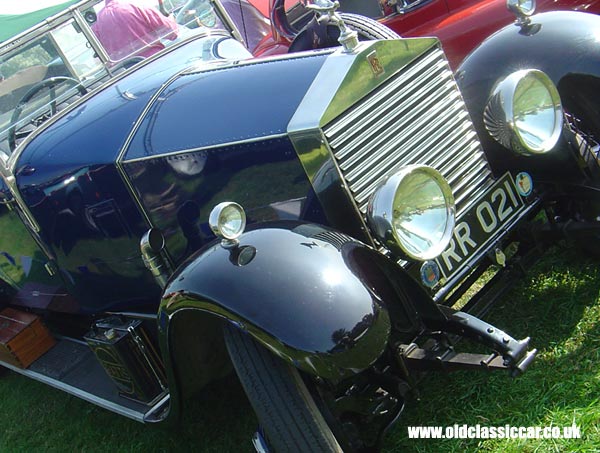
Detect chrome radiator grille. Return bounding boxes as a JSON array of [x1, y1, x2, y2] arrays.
[[323, 46, 492, 217]]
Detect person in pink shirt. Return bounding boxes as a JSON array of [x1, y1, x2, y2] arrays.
[[92, 0, 179, 62]]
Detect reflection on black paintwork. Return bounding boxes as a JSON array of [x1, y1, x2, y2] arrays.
[[18, 163, 159, 313], [125, 139, 314, 265]]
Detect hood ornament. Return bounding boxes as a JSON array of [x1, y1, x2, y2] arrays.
[[305, 0, 359, 52]]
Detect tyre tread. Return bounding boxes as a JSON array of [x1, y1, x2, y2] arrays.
[[224, 324, 342, 453], [338, 13, 401, 40]]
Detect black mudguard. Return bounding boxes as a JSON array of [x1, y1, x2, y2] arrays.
[[158, 221, 448, 383], [456, 11, 600, 181]]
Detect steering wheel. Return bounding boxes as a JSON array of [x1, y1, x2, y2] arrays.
[[8, 76, 88, 152]]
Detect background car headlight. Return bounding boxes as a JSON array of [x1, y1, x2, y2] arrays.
[[484, 69, 563, 155], [367, 165, 455, 261], [507, 0, 536, 20], [209, 202, 246, 242]]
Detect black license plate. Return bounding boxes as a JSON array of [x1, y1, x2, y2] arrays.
[[436, 173, 526, 279]]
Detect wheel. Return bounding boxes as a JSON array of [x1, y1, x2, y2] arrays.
[[557, 76, 600, 257], [335, 13, 401, 40], [288, 13, 400, 53], [224, 324, 343, 452], [560, 197, 600, 258], [560, 75, 600, 143], [223, 323, 403, 452], [8, 77, 87, 152]]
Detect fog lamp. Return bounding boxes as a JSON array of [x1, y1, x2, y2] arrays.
[[484, 69, 563, 155], [367, 165, 455, 261], [209, 202, 246, 245]]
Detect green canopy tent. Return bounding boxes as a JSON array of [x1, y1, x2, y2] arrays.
[[0, 0, 80, 42]]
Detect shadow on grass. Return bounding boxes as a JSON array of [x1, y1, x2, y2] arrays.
[[0, 370, 257, 452], [176, 374, 257, 452]]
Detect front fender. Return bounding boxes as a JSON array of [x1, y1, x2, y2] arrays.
[[159, 222, 438, 383], [456, 11, 600, 181]]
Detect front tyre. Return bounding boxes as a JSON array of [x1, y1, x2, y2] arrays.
[[557, 77, 600, 257], [224, 324, 344, 452]]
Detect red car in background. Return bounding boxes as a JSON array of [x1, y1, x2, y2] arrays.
[[250, 0, 600, 68], [355, 0, 600, 68]]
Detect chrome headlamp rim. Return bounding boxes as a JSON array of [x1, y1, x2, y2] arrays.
[[209, 201, 247, 242], [367, 165, 456, 261], [484, 69, 563, 156]]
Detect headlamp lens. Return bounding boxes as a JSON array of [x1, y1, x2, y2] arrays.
[[209, 202, 246, 240], [368, 165, 455, 261], [485, 69, 563, 155]]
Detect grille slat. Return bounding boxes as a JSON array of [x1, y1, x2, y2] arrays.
[[326, 49, 448, 141], [428, 130, 478, 173], [349, 107, 471, 204], [323, 45, 492, 216], [342, 94, 462, 190], [453, 167, 491, 206], [340, 88, 461, 177], [330, 71, 454, 157], [436, 141, 485, 182], [454, 172, 494, 212]]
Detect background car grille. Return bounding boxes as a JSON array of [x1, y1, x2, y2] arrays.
[[323, 45, 493, 217]]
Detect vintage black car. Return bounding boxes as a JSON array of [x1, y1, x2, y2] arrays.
[[0, 0, 598, 451]]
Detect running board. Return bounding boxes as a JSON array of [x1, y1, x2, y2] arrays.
[[0, 337, 170, 423]]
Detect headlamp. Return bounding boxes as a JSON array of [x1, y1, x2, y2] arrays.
[[484, 69, 563, 155], [209, 202, 246, 245], [367, 165, 455, 261]]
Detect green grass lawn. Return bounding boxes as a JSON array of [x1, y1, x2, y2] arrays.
[[386, 244, 600, 452], [0, 244, 598, 452]]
